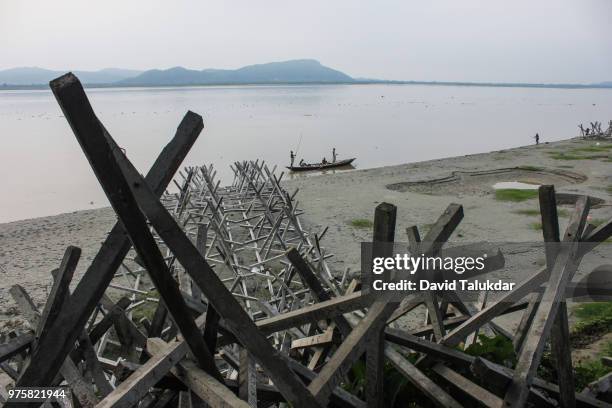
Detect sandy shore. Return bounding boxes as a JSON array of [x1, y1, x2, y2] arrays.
[[1, 137, 610, 333]]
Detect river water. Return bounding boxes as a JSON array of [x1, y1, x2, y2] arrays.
[[1, 83, 611, 222]]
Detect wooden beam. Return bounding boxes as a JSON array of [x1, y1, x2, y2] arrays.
[[148, 338, 250, 408], [503, 196, 589, 407], [539, 185, 575, 408], [48, 74, 221, 382], [96, 336, 193, 408], [37, 246, 80, 342], [432, 363, 502, 407], [14, 80, 201, 391], [286, 248, 352, 337], [0, 333, 34, 364], [385, 345, 462, 408]]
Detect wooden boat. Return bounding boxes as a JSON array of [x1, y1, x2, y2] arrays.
[[287, 157, 355, 172]]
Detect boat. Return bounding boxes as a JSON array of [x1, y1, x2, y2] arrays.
[[286, 157, 356, 172]]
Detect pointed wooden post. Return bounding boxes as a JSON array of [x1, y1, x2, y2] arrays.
[[14, 97, 202, 391]]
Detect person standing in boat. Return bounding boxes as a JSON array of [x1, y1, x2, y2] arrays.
[[332, 147, 337, 163], [290, 150, 295, 167]]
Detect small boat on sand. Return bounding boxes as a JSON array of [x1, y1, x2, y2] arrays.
[[287, 157, 355, 172], [287, 148, 355, 172]]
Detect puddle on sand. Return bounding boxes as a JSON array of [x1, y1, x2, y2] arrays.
[[492, 181, 540, 190]]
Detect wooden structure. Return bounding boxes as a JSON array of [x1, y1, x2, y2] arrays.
[[1, 73, 612, 407]]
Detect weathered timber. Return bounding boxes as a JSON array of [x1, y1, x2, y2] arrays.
[[148, 338, 250, 408], [14, 82, 201, 392], [37, 246, 80, 343], [503, 196, 589, 407], [49, 73, 221, 382]]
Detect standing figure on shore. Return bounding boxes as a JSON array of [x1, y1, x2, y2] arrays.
[[290, 150, 295, 166], [332, 147, 337, 162], [534, 133, 540, 145]]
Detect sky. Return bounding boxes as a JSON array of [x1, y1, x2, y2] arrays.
[[1, 0, 611, 83]]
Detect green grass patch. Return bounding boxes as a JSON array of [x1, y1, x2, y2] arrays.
[[548, 152, 589, 160], [349, 218, 373, 229], [513, 209, 540, 216], [464, 335, 517, 368], [528, 222, 543, 230], [572, 144, 612, 153], [494, 189, 539, 202]]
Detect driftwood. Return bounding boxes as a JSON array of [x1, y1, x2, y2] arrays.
[[1, 72, 611, 408]]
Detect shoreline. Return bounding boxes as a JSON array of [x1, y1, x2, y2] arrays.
[[0, 137, 610, 333]]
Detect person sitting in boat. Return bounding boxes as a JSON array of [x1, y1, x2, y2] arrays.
[[322, 157, 328, 164], [299, 159, 305, 166]]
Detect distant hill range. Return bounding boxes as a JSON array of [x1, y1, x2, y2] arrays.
[[0, 67, 143, 85], [1, 60, 611, 89]]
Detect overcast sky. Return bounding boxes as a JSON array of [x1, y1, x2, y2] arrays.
[[1, 0, 611, 83]]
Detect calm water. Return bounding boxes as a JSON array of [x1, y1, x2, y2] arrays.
[[1, 84, 611, 222]]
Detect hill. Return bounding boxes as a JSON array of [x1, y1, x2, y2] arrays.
[[118, 60, 354, 86], [0, 67, 143, 85]]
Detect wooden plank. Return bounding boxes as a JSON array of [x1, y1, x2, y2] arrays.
[[291, 328, 336, 350], [238, 349, 257, 407], [366, 203, 396, 408], [308, 203, 398, 406], [307, 299, 398, 405], [14, 82, 202, 392], [48, 74, 221, 382], [9, 285, 98, 407], [282, 357, 367, 408], [0, 332, 34, 363], [286, 248, 352, 337], [539, 185, 575, 408], [385, 328, 474, 368], [37, 246, 80, 342], [385, 345, 462, 408], [93, 103, 319, 407], [88, 297, 132, 345], [432, 363, 502, 407], [441, 266, 548, 347], [78, 332, 113, 397], [472, 357, 605, 408], [95, 336, 191, 408], [503, 196, 590, 408], [148, 338, 250, 408]]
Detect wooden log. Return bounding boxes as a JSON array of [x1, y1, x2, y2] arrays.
[[148, 338, 250, 408], [14, 80, 202, 392], [503, 196, 589, 407], [48, 73, 221, 382]]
